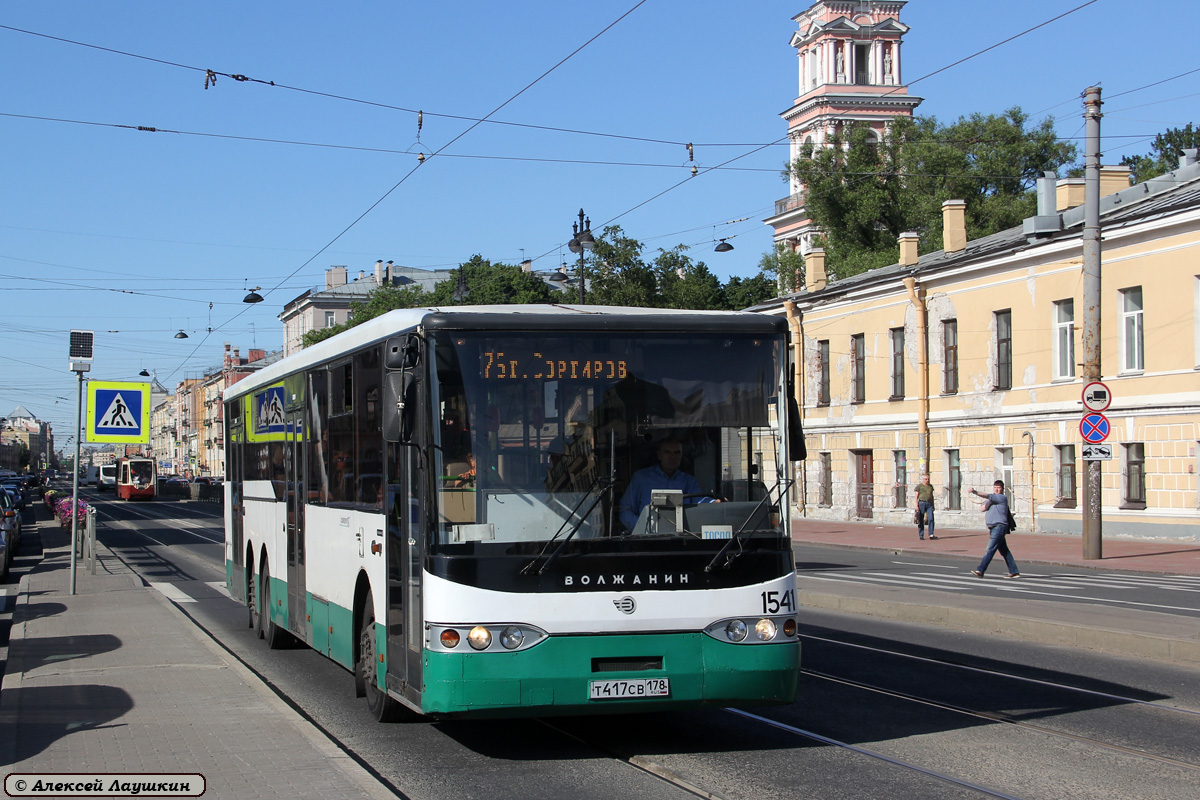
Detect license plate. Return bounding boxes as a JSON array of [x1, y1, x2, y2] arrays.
[[589, 678, 670, 700]]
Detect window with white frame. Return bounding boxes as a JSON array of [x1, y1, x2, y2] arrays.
[[893, 450, 907, 508], [996, 447, 1014, 505], [946, 449, 961, 510], [890, 327, 905, 399], [1120, 287, 1144, 372], [994, 310, 1012, 390], [325, 311, 336, 328], [1123, 442, 1146, 508], [1053, 299, 1075, 380], [1055, 444, 1076, 508], [851, 333, 866, 404]]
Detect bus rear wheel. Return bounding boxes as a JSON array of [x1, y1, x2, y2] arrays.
[[259, 560, 290, 649], [359, 590, 403, 722]]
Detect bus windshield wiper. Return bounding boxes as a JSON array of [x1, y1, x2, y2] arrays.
[[703, 477, 794, 574], [520, 476, 614, 577]]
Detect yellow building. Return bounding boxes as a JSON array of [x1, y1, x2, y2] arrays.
[[756, 155, 1200, 543]]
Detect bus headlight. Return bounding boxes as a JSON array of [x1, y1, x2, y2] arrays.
[[467, 626, 492, 650], [724, 619, 748, 642], [499, 626, 524, 650], [429, 623, 548, 652], [704, 616, 797, 645]]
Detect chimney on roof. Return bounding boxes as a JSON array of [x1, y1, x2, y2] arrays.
[[898, 232, 920, 267], [248, 349, 265, 362], [358, 270, 366, 282], [1099, 165, 1132, 197], [520, 259, 532, 272], [942, 199, 967, 254], [1182, 148, 1199, 168], [223, 342, 232, 371], [804, 248, 827, 292], [1056, 177, 1085, 211], [375, 260, 384, 285], [326, 266, 347, 289], [386, 260, 394, 283]]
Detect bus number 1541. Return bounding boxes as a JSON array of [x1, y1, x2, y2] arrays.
[[760, 589, 796, 615]]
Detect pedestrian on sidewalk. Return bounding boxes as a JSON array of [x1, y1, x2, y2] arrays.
[[969, 480, 1020, 579], [913, 474, 938, 540]]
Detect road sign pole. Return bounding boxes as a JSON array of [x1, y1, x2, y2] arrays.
[[1081, 86, 1103, 560], [70, 367, 85, 595]]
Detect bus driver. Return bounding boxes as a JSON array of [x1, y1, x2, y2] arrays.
[[618, 437, 719, 531]]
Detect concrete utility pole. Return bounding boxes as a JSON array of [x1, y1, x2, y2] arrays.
[[1082, 86, 1103, 559]]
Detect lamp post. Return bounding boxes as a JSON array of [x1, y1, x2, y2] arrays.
[[567, 208, 595, 304]]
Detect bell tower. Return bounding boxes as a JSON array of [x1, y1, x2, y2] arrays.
[[765, 2, 922, 266]]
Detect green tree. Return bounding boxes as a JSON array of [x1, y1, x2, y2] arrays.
[[653, 246, 725, 310], [587, 226, 660, 307], [757, 243, 805, 295], [787, 108, 1077, 279], [425, 255, 562, 305], [723, 272, 778, 309], [1121, 123, 1200, 183]]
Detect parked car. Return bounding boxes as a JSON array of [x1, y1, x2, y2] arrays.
[[1, 481, 27, 509], [0, 489, 20, 577]]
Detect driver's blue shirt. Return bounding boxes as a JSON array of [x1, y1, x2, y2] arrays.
[[618, 465, 714, 531]]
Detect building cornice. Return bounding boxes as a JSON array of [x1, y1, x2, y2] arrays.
[[782, 92, 922, 122]]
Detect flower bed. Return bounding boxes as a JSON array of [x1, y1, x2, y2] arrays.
[[53, 496, 90, 529]]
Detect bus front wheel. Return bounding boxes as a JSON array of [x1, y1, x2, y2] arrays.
[[358, 590, 403, 722]]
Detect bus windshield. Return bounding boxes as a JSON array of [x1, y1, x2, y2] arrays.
[[430, 329, 787, 549]]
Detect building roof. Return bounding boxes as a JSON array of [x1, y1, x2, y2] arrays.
[[752, 158, 1200, 311]]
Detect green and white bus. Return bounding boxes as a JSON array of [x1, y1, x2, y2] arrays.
[[224, 305, 804, 720]]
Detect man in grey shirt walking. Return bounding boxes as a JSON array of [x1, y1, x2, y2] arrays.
[[968, 480, 1020, 579]]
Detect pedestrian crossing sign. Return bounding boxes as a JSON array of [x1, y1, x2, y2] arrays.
[[87, 380, 150, 444]]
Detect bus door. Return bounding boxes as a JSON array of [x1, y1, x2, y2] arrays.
[[227, 416, 244, 593], [286, 411, 308, 640], [386, 440, 424, 701]]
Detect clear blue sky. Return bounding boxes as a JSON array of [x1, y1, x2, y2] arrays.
[[2, 0, 1195, 447]]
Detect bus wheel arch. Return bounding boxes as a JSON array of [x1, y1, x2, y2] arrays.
[[352, 572, 372, 698], [245, 542, 258, 630]]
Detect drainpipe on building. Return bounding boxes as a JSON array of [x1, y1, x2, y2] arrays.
[[1022, 430, 1037, 533], [783, 300, 807, 517], [902, 275, 929, 475]]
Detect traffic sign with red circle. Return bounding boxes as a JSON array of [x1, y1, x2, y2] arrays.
[[1082, 381, 1112, 413], [1080, 412, 1111, 444]]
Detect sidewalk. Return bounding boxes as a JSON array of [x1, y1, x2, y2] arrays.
[[0, 510, 394, 799], [790, 516, 1200, 665]]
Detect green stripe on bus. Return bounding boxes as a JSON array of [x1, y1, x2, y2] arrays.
[[420, 633, 798, 716]]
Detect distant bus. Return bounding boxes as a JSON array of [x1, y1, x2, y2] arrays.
[[97, 464, 117, 491], [224, 305, 805, 721], [116, 457, 156, 500]]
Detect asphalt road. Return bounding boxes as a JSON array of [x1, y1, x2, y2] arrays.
[[796, 542, 1200, 618], [21, 491, 1199, 800]]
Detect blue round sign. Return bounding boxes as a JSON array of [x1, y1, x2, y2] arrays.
[[1080, 412, 1110, 444]]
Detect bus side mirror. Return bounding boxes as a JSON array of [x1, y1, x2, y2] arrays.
[[787, 379, 806, 462], [385, 333, 421, 370], [383, 372, 415, 443]]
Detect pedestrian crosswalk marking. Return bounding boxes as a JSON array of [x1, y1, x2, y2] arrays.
[[149, 582, 196, 604], [97, 392, 138, 428]]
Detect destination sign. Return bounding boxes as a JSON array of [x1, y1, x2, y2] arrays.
[[481, 350, 628, 381]]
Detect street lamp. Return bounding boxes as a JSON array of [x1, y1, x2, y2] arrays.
[[567, 208, 594, 304]]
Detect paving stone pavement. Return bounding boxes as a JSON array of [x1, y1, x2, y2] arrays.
[[0, 515, 394, 799]]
